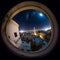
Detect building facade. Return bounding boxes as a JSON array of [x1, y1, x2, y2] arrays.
[[6, 20, 22, 48]]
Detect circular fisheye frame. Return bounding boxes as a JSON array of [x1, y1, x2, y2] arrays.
[[1, 1, 58, 57]]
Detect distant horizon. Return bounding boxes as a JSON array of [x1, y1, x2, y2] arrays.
[[19, 26, 51, 33]]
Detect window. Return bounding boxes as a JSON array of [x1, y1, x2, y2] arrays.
[[14, 32, 17, 37], [8, 36, 10, 39], [1, 1, 58, 57]]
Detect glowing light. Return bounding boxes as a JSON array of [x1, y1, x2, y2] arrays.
[[34, 32, 37, 36], [44, 28, 48, 31], [19, 30, 24, 33], [43, 27, 51, 31], [40, 33, 45, 39], [39, 13, 44, 17]]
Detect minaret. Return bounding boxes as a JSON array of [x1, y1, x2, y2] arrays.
[[34, 27, 37, 35]]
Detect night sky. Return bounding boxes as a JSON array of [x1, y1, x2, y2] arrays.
[[13, 9, 51, 31]]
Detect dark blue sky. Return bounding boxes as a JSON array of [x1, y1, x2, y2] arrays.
[[13, 9, 51, 31]]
